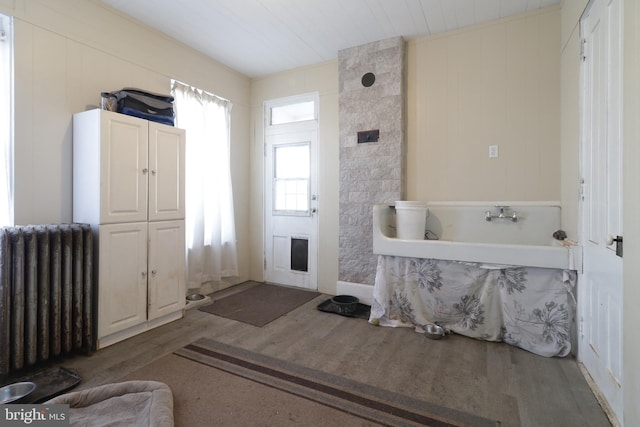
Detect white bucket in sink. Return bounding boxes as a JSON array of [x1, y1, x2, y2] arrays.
[[395, 201, 428, 240]]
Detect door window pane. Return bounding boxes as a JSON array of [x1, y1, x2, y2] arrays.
[[271, 101, 315, 125], [273, 143, 309, 213]]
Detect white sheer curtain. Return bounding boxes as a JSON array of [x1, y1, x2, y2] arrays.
[[0, 14, 13, 226], [171, 81, 238, 290]]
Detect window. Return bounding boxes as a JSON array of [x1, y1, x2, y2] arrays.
[[0, 14, 13, 226], [171, 81, 238, 288], [270, 100, 315, 125], [273, 142, 310, 213]]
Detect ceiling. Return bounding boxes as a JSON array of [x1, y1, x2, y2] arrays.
[[101, 0, 561, 78]]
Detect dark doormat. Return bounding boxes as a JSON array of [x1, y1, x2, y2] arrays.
[[199, 282, 320, 327]]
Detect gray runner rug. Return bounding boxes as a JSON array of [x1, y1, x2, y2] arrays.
[[169, 338, 498, 427]]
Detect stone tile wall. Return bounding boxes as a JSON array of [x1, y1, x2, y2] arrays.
[[338, 37, 406, 285]]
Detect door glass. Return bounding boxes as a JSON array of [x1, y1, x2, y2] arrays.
[[273, 143, 309, 214], [271, 101, 315, 125]]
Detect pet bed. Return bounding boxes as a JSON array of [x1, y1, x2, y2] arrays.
[[46, 380, 173, 426]]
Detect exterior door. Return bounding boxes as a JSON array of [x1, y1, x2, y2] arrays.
[[579, 0, 624, 421], [264, 94, 318, 290]]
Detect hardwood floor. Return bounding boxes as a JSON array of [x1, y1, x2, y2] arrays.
[[53, 283, 611, 427]]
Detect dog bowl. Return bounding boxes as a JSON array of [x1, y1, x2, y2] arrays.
[[424, 324, 445, 340], [330, 295, 359, 315], [0, 381, 36, 404], [186, 293, 205, 301]]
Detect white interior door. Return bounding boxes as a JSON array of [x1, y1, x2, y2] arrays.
[[579, 0, 623, 421], [264, 94, 318, 290]]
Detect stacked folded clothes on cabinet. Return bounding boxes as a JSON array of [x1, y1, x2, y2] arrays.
[[103, 88, 175, 126]]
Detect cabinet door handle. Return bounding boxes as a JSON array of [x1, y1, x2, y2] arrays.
[[141, 271, 147, 277], [142, 168, 148, 174], [151, 270, 157, 275], [151, 170, 156, 175]]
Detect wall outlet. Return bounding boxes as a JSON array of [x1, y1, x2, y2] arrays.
[[489, 145, 499, 158]]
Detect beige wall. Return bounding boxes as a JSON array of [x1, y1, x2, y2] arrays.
[[0, 0, 252, 283], [407, 7, 561, 202], [249, 62, 339, 295]]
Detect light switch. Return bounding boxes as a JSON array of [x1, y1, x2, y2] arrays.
[[489, 145, 499, 158], [357, 130, 379, 143]]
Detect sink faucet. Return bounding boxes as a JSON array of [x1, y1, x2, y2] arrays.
[[485, 206, 518, 222]]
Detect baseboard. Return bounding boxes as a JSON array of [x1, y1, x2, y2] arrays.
[[98, 310, 183, 349], [336, 281, 374, 305]]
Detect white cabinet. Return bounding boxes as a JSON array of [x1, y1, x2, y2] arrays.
[[73, 109, 186, 348], [97, 223, 148, 338], [148, 123, 185, 222], [73, 110, 184, 224], [147, 220, 186, 320]]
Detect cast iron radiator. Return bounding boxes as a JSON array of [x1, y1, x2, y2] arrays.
[[0, 224, 95, 378]]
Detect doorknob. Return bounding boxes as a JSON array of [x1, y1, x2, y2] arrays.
[[311, 208, 317, 214], [605, 234, 623, 258]]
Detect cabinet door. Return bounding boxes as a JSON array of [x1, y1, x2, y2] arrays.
[[98, 223, 148, 338], [148, 123, 185, 221], [100, 112, 149, 224], [147, 220, 186, 320]]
